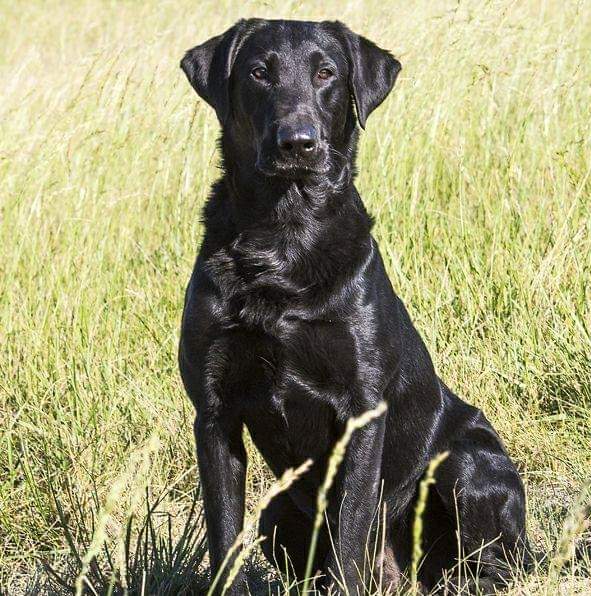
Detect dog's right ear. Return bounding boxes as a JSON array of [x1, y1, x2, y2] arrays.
[[180, 20, 250, 124]]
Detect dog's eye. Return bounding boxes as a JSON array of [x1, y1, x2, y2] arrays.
[[251, 67, 268, 80], [316, 68, 334, 80]]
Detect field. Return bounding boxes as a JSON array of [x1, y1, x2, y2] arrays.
[[1, 0, 590, 593]]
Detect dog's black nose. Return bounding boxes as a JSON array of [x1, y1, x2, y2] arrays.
[[276, 124, 318, 158]]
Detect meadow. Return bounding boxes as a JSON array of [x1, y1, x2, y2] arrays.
[[0, 0, 590, 593]]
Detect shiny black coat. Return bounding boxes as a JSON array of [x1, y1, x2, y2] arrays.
[[179, 18, 529, 595]]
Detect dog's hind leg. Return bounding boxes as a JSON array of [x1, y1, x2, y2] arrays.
[[430, 425, 530, 593]]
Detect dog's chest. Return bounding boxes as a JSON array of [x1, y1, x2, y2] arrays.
[[202, 285, 361, 468], [210, 311, 360, 453], [198, 227, 380, 474], [205, 233, 367, 403], [206, 234, 317, 331]]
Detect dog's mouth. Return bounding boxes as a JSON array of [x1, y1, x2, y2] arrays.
[[255, 155, 330, 179]]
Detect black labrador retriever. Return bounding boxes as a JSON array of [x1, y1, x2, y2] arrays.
[[179, 18, 530, 595]]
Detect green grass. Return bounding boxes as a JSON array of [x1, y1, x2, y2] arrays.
[[1, 0, 590, 593]]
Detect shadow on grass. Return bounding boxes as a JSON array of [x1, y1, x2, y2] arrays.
[[32, 480, 209, 595], [26, 478, 278, 596]]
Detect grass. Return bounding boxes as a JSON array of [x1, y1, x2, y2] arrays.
[[1, 0, 590, 593]]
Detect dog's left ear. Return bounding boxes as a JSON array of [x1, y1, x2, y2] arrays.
[[180, 20, 251, 124], [335, 22, 402, 129]]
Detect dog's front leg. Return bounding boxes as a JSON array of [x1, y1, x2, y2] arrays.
[[194, 414, 247, 595], [323, 411, 386, 594]]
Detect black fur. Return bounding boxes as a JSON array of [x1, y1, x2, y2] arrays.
[[179, 18, 530, 595]]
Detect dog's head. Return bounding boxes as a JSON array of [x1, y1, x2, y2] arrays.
[[181, 19, 401, 180]]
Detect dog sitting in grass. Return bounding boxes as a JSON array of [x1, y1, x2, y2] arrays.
[[179, 18, 531, 594]]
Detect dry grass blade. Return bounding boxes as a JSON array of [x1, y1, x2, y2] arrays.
[[75, 435, 159, 596], [410, 450, 449, 592]]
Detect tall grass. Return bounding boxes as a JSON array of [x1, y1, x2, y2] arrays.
[[1, 0, 590, 593]]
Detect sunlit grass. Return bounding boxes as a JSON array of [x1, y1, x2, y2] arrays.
[[1, 0, 590, 593]]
